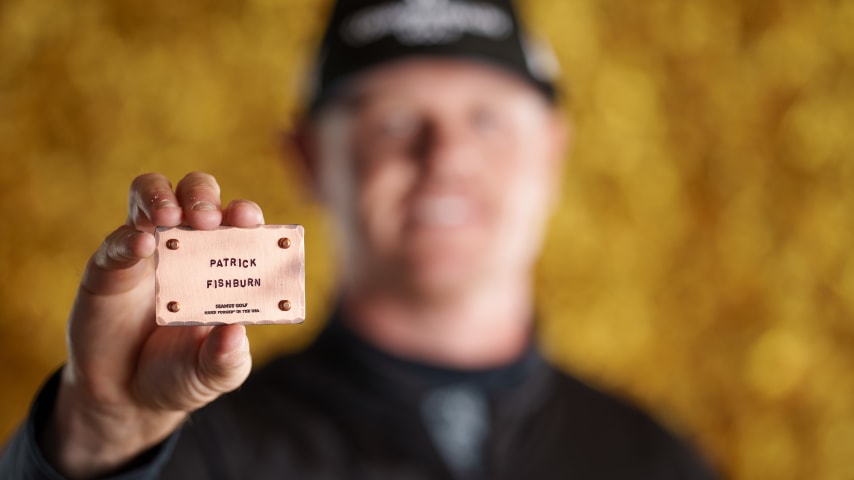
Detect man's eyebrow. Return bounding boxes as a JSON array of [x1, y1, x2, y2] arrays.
[[334, 86, 408, 114], [341, 91, 373, 112]]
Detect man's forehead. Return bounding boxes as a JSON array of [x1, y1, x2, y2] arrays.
[[327, 57, 545, 111]]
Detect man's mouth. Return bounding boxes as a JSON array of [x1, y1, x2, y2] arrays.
[[410, 195, 474, 229]]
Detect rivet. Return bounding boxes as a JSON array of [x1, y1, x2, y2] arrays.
[[278, 300, 292, 311], [278, 237, 291, 249], [166, 239, 180, 250], [167, 301, 180, 313]]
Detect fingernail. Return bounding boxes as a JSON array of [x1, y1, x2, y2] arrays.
[[224, 335, 250, 363], [233, 201, 265, 225], [192, 201, 217, 211], [237, 334, 249, 353], [154, 199, 177, 210]]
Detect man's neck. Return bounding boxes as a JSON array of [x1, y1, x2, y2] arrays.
[[340, 278, 534, 370]]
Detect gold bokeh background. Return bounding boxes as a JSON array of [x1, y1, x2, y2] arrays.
[[2, 0, 853, 478]]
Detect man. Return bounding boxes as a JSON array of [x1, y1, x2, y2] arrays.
[[1, 0, 716, 478]]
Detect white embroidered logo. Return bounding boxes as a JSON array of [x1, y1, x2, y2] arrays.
[[341, 0, 513, 46]]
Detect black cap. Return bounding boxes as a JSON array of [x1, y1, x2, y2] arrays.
[[307, 0, 560, 113]]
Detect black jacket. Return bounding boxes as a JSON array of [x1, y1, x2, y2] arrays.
[[2, 311, 717, 480]]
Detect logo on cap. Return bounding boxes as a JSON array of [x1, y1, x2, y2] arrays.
[[341, 0, 513, 47]]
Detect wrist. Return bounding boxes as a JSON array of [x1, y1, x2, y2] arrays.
[[42, 368, 186, 479]]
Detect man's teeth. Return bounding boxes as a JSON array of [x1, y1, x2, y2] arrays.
[[413, 196, 471, 227]]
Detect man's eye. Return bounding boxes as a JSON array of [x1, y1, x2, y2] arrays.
[[377, 113, 418, 137], [471, 108, 501, 132]]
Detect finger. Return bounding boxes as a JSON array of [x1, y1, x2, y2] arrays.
[[127, 173, 182, 232], [222, 200, 265, 227], [82, 225, 156, 295], [175, 172, 223, 230], [93, 226, 155, 271]]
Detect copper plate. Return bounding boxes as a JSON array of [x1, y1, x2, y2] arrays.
[[154, 225, 305, 326]]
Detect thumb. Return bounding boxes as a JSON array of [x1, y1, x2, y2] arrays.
[[197, 325, 252, 400], [134, 324, 252, 412], [197, 324, 253, 395]]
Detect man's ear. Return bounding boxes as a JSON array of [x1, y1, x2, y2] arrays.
[[546, 110, 572, 205], [550, 110, 572, 166], [282, 116, 322, 199]]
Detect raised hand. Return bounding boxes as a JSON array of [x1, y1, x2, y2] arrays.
[[44, 172, 263, 478]]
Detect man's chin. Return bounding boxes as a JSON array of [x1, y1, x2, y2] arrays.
[[395, 263, 484, 305]]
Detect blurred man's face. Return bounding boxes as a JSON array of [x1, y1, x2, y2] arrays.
[[311, 58, 567, 302]]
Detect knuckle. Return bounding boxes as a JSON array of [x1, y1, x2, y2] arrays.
[[180, 171, 220, 192], [130, 172, 167, 191], [144, 187, 177, 204], [195, 362, 227, 396], [130, 173, 176, 210], [186, 170, 215, 181], [99, 226, 136, 262], [176, 173, 222, 206]]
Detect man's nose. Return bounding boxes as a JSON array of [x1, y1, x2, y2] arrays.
[[414, 120, 479, 181]]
